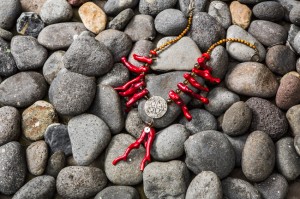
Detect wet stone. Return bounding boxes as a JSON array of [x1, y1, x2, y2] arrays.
[[108, 8, 135, 30], [26, 140, 48, 175], [286, 104, 300, 137], [139, 0, 177, 16], [94, 186, 139, 199], [40, 0, 73, 25], [42, 50, 65, 84], [97, 63, 130, 88], [0, 37, 18, 77], [104, 0, 138, 16], [0, 106, 20, 146], [253, 1, 284, 21], [208, 1, 231, 29], [45, 151, 66, 177], [16, 12, 45, 37]]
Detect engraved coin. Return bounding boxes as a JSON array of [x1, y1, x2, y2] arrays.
[[144, 96, 168, 119]]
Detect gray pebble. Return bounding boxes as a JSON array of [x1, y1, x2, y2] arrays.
[[104, 0, 138, 16], [46, 151, 66, 177], [186, 171, 222, 199], [95, 186, 139, 199], [96, 29, 132, 62], [222, 177, 261, 199], [139, 0, 177, 16], [294, 135, 300, 155], [38, 22, 86, 50], [0, 38, 17, 77], [276, 137, 300, 180], [125, 108, 145, 138], [16, 12, 45, 37], [297, 58, 300, 73], [0, 72, 47, 108], [239, 0, 271, 4], [0, 142, 26, 195], [125, 14, 156, 42], [143, 160, 190, 199], [225, 62, 279, 98], [248, 20, 288, 47], [207, 45, 228, 80], [42, 50, 65, 84], [40, 0, 73, 24], [208, 1, 231, 29], [277, 0, 300, 17], [64, 32, 114, 76], [104, 133, 144, 185], [222, 101, 252, 136], [128, 40, 154, 66], [290, 5, 300, 26], [287, 24, 300, 53], [26, 140, 48, 175], [97, 63, 130, 87], [254, 173, 288, 199], [108, 8, 135, 30], [204, 87, 240, 117], [151, 124, 190, 161], [184, 130, 235, 178], [56, 166, 107, 199], [12, 175, 55, 199], [44, 123, 72, 156], [225, 134, 248, 167], [68, 114, 111, 165], [0, 0, 21, 30], [226, 25, 266, 62], [179, 109, 217, 134], [246, 97, 288, 140], [0, 106, 20, 146], [0, 27, 13, 40], [154, 9, 187, 36], [11, 36, 48, 71], [293, 31, 300, 55], [89, 84, 124, 134], [253, 1, 284, 21], [49, 69, 96, 115], [188, 12, 225, 51], [179, 0, 208, 16]]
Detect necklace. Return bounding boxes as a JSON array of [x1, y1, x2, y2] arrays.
[[112, 2, 259, 171]]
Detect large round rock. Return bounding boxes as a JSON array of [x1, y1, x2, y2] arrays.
[[40, 0, 73, 24], [184, 130, 235, 178], [252, 1, 284, 21], [0, 106, 20, 146], [48, 69, 96, 116]]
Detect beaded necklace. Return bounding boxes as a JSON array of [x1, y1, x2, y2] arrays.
[[112, 1, 259, 171]]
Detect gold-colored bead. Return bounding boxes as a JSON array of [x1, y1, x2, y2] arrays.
[[167, 99, 172, 104], [183, 80, 188, 84], [191, 72, 196, 77], [176, 89, 181, 93]]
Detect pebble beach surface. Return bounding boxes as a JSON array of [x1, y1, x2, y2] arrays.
[[1, 0, 300, 199]]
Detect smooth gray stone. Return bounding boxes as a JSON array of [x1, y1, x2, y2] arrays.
[[0, 72, 47, 108], [26, 140, 48, 175], [154, 9, 187, 36], [11, 36, 48, 71], [222, 177, 261, 199], [124, 14, 156, 42], [12, 175, 55, 199], [225, 134, 248, 167], [0, 27, 13, 40], [68, 114, 111, 165], [253, 1, 284, 21], [208, 1, 231, 29], [57, 166, 107, 199], [95, 186, 139, 199], [276, 137, 300, 180], [97, 63, 130, 87], [104, 0, 138, 16], [179, 109, 217, 134], [238, 0, 269, 4], [246, 97, 288, 140], [297, 57, 300, 73], [45, 151, 66, 177], [125, 108, 145, 138], [254, 173, 288, 199], [287, 24, 300, 53], [184, 130, 235, 178], [226, 25, 266, 62], [294, 135, 300, 156], [290, 5, 300, 26], [0, 142, 26, 195], [96, 29, 132, 62], [277, 0, 300, 18], [128, 40, 154, 66], [151, 124, 190, 161], [179, 0, 208, 16], [16, 12, 44, 37], [143, 160, 190, 199], [139, 0, 177, 16], [186, 171, 222, 199], [108, 8, 135, 30], [38, 22, 86, 50], [0, 0, 21, 29], [293, 31, 300, 55], [40, 0, 73, 24], [207, 45, 228, 80], [89, 84, 124, 134], [0, 37, 17, 77], [43, 50, 65, 84], [0, 106, 20, 146]]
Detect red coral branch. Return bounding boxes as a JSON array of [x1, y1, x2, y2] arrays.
[[177, 83, 209, 104], [133, 54, 153, 64], [169, 90, 192, 121], [192, 68, 221, 84], [121, 57, 149, 74], [126, 89, 149, 108], [114, 74, 145, 91], [183, 73, 209, 92], [118, 81, 145, 97]]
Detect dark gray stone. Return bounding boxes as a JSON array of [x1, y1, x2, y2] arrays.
[[248, 20, 288, 47], [16, 12, 45, 37], [96, 29, 132, 62], [0, 72, 47, 108], [179, 109, 217, 134], [0, 0, 22, 30], [12, 175, 55, 199], [276, 137, 300, 180], [207, 45, 228, 80], [42, 50, 65, 84], [0, 38, 18, 77], [68, 114, 111, 165], [45, 151, 66, 177], [11, 36, 48, 71], [154, 9, 187, 36], [57, 166, 107, 199], [125, 108, 145, 138], [89, 84, 124, 134], [37, 22, 86, 50], [143, 160, 190, 199], [151, 124, 190, 161], [128, 40, 154, 66], [40, 0, 73, 24], [238, 0, 270, 4], [97, 63, 130, 87], [139, 0, 177, 16], [108, 8, 135, 30], [0, 142, 26, 195], [48, 69, 96, 115], [290, 5, 300, 26], [208, 1, 231, 29], [44, 123, 72, 156], [0, 106, 20, 146], [225, 134, 248, 167], [104, 0, 139, 16], [253, 1, 284, 21], [277, 0, 300, 17], [0, 27, 13, 40], [184, 130, 235, 178], [186, 171, 222, 199], [246, 97, 288, 140], [95, 186, 139, 199], [179, 0, 208, 16]]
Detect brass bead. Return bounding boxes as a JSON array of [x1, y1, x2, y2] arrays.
[[191, 72, 196, 77], [167, 99, 172, 104], [183, 80, 188, 84]]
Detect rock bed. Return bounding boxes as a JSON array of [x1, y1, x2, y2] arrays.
[[0, 0, 300, 198]]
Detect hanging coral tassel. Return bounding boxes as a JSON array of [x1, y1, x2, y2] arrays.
[[177, 83, 209, 104], [133, 54, 153, 64], [168, 90, 192, 121], [192, 68, 221, 84], [126, 89, 149, 108], [121, 57, 149, 74], [115, 74, 145, 91], [183, 73, 209, 92]]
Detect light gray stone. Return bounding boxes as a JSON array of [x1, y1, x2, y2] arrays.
[[179, 0, 208, 16], [208, 1, 231, 29], [290, 5, 300, 26], [0, 0, 21, 29], [139, 0, 177, 16], [97, 63, 130, 87], [26, 140, 48, 175], [104, 0, 138, 16], [0, 28, 13, 40], [125, 108, 145, 138], [207, 45, 228, 80], [128, 40, 154, 66], [294, 135, 300, 155], [0, 106, 20, 146], [95, 186, 139, 199], [40, 0, 73, 24], [43, 50, 65, 84]]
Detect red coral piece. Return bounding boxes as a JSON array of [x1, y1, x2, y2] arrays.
[[133, 54, 153, 65], [118, 81, 145, 97], [114, 74, 145, 91], [177, 83, 209, 104], [126, 89, 149, 108], [183, 73, 209, 92], [192, 68, 221, 84], [168, 90, 192, 121], [121, 57, 149, 74]]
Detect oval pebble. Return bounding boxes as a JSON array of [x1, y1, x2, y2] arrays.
[[26, 140, 48, 175], [208, 1, 231, 29], [97, 63, 130, 88], [16, 12, 44, 37], [0, 106, 20, 146], [230, 1, 252, 29], [0, 38, 18, 77], [125, 108, 145, 138], [95, 186, 139, 199], [290, 5, 300, 26], [108, 8, 135, 30], [207, 45, 229, 80], [104, 0, 138, 16], [139, 0, 177, 16], [0, 0, 22, 30], [40, 0, 73, 25], [253, 1, 284, 21], [42, 50, 65, 84], [45, 151, 66, 177]]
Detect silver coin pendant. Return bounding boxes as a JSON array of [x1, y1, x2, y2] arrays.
[[144, 96, 168, 119]]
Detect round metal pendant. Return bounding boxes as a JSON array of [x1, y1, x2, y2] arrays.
[[144, 96, 168, 119]]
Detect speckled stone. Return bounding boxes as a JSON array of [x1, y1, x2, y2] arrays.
[[253, 1, 284, 21], [208, 1, 231, 29], [225, 134, 248, 167], [179, 0, 208, 16], [95, 186, 139, 199], [287, 105, 300, 137], [0, 0, 22, 30], [42, 50, 65, 84], [290, 5, 300, 26], [0, 27, 13, 40], [230, 1, 252, 29], [26, 140, 48, 175], [40, 0, 73, 24], [108, 8, 135, 30], [20, 0, 47, 13], [139, 0, 177, 16], [125, 108, 145, 138], [16, 12, 45, 37], [45, 151, 66, 177], [104, 0, 138, 16], [0, 38, 17, 77], [97, 63, 130, 88], [207, 45, 228, 80], [0, 106, 20, 146]]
